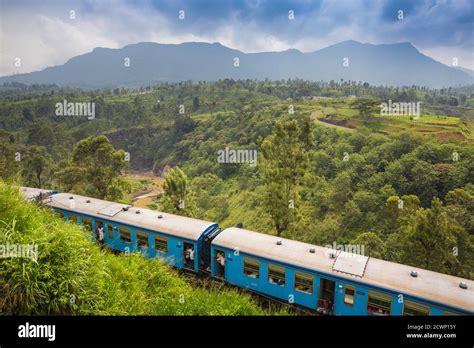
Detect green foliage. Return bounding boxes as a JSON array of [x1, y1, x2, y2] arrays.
[[261, 118, 311, 236], [445, 185, 474, 234], [0, 129, 20, 181], [351, 98, 380, 118], [21, 145, 51, 188], [55, 135, 129, 200], [351, 232, 386, 258], [386, 198, 474, 278], [160, 167, 198, 217], [0, 182, 274, 315]]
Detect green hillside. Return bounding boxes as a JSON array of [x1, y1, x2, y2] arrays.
[[1, 80, 473, 284]]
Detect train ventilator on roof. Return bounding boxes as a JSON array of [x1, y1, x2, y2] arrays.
[[98, 203, 127, 217], [332, 251, 369, 278]]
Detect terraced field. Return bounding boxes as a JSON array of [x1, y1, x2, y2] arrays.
[[300, 99, 474, 141]]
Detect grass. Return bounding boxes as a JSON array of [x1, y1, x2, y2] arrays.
[[0, 181, 286, 315]]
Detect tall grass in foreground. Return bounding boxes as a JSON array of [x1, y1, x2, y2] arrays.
[[0, 182, 283, 315]]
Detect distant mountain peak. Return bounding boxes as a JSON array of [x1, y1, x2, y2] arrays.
[[1, 40, 472, 88], [389, 41, 417, 50], [339, 39, 363, 45]]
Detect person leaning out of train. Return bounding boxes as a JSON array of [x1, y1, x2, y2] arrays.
[[216, 253, 225, 267], [96, 223, 105, 245]]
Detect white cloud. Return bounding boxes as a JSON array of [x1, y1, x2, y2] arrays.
[[420, 46, 474, 70], [0, 0, 472, 77]]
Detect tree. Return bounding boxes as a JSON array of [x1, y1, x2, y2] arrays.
[[174, 115, 197, 138], [261, 120, 310, 236], [131, 96, 149, 125], [192, 96, 200, 111], [445, 186, 474, 235], [26, 122, 57, 147], [22, 107, 34, 122], [0, 129, 20, 181], [387, 198, 463, 274], [351, 98, 380, 118], [351, 232, 386, 258], [55, 136, 128, 200], [329, 171, 353, 210], [160, 167, 197, 217], [21, 146, 51, 188]]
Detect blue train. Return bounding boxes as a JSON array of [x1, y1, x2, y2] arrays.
[[22, 187, 474, 316]]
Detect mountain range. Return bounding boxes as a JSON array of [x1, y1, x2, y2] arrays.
[[1, 40, 472, 88]]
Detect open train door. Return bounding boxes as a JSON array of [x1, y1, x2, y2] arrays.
[[317, 278, 335, 315]]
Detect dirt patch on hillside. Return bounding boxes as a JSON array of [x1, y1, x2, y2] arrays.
[[313, 115, 356, 131], [127, 172, 164, 208], [435, 132, 465, 141]]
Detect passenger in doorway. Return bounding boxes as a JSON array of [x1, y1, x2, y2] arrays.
[[328, 300, 334, 316], [216, 253, 225, 267], [185, 247, 189, 259], [96, 223, 104, 245], [318, 300, 328, 315], [189, 247, 195, 261], [216, 252, 225, 277]]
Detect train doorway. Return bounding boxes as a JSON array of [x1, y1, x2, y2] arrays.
[[183, 242, 195, 270], [317, 278, 335, 315], [214, 249, 226, 278]]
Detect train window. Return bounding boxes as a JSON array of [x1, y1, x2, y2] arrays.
[[118, 225, 132, 244], [367, 291, 391, 315], [268, 264, 285, 286], [344, 285, 355, 306], [294, 272, 313, 294], [137, 230, 149, 248], [243, 257, 260, 279], [403, 301, 430, 316], [68, 213, 78, 223], [55, 210, 64, 219], [81, 216, 92, 232], [155, 235, 168, 253], [107, 223, 115, 240]]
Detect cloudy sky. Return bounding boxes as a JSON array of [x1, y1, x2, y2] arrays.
[[0, 0, 473, 76]]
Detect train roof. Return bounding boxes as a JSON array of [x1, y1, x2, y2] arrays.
[[47, 192, 217, 241], [20, 187, 55, 201], [213, 227, 474, 312]]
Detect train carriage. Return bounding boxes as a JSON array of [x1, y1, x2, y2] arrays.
[[42, 191, 219, 272], [211, 227, 474, 315]]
